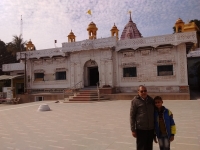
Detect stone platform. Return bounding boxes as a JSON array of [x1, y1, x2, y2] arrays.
[[102, 92, 190, 100], [0, 100, 200, 150], [17, 91, 190, 104]]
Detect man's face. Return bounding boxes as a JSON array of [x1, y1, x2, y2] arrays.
[[138, 86, 147, 99]]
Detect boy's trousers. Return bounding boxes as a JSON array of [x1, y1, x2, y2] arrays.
[[158, 135, 170, 150], [136, 129, 154, 150]]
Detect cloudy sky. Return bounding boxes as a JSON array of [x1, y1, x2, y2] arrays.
[[0, 0, 200, 50]]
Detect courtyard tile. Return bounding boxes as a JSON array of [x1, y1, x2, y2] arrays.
[[0, 100, 200, 150]]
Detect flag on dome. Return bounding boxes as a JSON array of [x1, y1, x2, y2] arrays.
[[87, 9, 92, 15]]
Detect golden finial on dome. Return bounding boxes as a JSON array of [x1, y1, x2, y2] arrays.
[[128, 10, 132, 21]]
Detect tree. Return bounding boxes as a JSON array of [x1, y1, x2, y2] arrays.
[[6, 34, 26, 55], [173, 26, 176, 33], [0, 40, 18, 75], [190, 19, 200, 29]]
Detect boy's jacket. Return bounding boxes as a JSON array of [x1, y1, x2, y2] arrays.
[[154, 106, 176, 139]]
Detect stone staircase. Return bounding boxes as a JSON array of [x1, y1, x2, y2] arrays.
[[68, 89, 109, 101]]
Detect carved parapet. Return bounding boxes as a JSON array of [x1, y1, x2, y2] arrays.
[[123, 52, 134, 57], [116, 31, 197, 51], [62, 37, 116, 52], [174, 31, 197, 45], [154, 60, 176, 65], [93, 37, 116, 49], [141, 50, 150, 56], [122, 62, 139, 67], [16, 48, 67, 60], [33, 60, 43, 65], [81, 40, 93, 49], [157, 48, 171, 54], [2, 63, 24, 72], [121, 77, 137, 82]]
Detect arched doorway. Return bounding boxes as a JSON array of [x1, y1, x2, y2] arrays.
[[84, 60, 99, 87]]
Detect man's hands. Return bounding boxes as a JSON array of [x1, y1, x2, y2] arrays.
[[153, 136, 158, 143], [132, 131, 137, 138]]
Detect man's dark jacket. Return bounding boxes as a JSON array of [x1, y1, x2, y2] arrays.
[[130, 95, 154, 132]]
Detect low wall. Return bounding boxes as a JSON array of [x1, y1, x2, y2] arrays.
[[99, 88, 115, 94], [16, 93, 65, 103], [102, 93, 190, 100], [16, 91, 190, 104]]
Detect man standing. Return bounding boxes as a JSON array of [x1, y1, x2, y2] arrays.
[[130, 85, 154, 150]]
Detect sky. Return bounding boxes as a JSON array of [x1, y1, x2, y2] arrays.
[[0, 0, 200, 50]]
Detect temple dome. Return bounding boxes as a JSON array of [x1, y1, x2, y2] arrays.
[[68, 30, 75, 37], [111, 23, 118, 31], [87, 22, 98, 39], [120, 15, 142, 40], [67, 30, 76, 42], [87, 22, 98, 30], [25, 40, 35, 51], [176, 18, 184, 24]]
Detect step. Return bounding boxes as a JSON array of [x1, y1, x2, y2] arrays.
[[76, 94, 98, 96], [68, 88, 108, 101], [75, 96, 98, 98], [69, 98, 93, 101], [69, 97, 108, 101], [78, 91, 98, 93], [70, 97, 98, 100], [69, 96, 108, 101]]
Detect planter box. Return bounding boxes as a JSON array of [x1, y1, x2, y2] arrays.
[[99, 88, 115, 94]]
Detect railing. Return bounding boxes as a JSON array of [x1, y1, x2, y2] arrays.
[[63, 81, 82, 100], [70, 81, 83, 96], [71, 81, 82, 90], [96, 80, 101, 101]]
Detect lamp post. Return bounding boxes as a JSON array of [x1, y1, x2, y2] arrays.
[[24, 53, 27, 94], [20, 52, 27, 94]]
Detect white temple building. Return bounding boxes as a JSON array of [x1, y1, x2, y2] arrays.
[[2, 16, 200, 101]]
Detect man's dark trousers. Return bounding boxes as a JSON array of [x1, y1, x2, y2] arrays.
[[136, 129, 154, 150]]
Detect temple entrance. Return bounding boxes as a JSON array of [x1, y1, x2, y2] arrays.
[[88, 67, 99, 86], [84, 60, 99, 87]]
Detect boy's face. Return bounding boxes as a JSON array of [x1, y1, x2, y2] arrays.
[[154, 99, 163, 109]]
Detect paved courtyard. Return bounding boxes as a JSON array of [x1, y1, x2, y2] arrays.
[[0, 100, 200, 150]]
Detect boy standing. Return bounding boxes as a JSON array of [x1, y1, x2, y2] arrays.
[[153, 96, 176, 150]]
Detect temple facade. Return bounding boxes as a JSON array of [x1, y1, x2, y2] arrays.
[[2, 16, 200, 100]]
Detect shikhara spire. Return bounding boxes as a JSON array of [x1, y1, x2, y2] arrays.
[[120, 12, 142, 40]]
